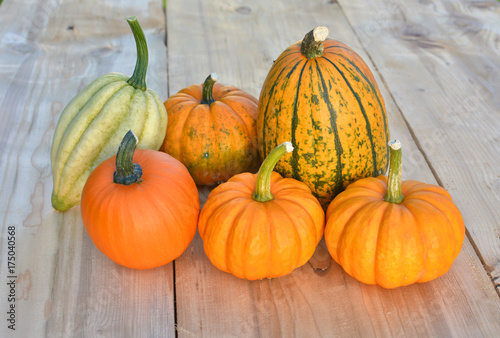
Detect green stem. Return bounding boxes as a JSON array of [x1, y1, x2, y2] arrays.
[[201, 73, 218, 104], [383, 140, 404, 204], [126, 16, 148, 91], [300, 26, 329, 59], [113, 130, 143, 185], [252, 142, 294, 202]]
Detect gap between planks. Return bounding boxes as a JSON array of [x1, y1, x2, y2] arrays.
[[163, 4, 180, 337]]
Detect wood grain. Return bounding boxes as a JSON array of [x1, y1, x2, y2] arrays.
[[336, 0, 500, 290], [167, 0, 500, 336], [1, 0, 500, 336], [0, 1, 173, 337]]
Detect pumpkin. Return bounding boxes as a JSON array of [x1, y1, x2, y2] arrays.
[[81, 130, 199, 269], [198, 141, 324, 280], [51, 16, 168, 211], [160, 73, 260, 185], [324, 140, 465, 288], [257, 26, 390, 207]]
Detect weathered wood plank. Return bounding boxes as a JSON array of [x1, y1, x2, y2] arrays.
[[336, 0, 500, 290], [167, 0, 500, 336], [0, 1, 173, 337], [1, 0, 500, 336]]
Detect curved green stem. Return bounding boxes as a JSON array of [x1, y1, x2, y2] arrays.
[[383, 140, 404, 204], [300, 26, 329, 59], [126, 16, 148, 91], [113, 130, 143, 185], [201, 73, 218, 104], [253, 142, 294, 202]]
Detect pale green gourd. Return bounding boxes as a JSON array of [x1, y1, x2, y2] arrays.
[[51, 16, 167, 211]]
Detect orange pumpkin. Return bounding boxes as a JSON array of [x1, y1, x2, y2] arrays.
[[161, 73, 260, 185], [198, 142, 325, 280], [81, 130, 200, 269], [324, 140, 465, 288]]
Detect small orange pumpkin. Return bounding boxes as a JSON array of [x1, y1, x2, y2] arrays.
[[161, 73, 260, 185], [198, 142, 325, 280], [324, 140, 465, 288], [81, 130, 200, 269]]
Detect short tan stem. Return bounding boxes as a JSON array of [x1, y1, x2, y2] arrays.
[[300, 26, 329, 59]]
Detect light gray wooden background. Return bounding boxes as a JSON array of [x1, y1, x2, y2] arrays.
[[0, 0, 499, 337]]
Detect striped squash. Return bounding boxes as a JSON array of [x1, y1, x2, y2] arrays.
[[257, 27, 390, 207], [51, 17, 167, 211]]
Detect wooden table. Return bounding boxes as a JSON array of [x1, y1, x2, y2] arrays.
[[1, 0, 500, 336]]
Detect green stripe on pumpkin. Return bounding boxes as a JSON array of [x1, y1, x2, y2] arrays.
[[290, 61, 308, 180], [327, 51, 390, 160], [314, 59, 344, 195], [322, 56, 379, 176], [261, 56, 304, 156]]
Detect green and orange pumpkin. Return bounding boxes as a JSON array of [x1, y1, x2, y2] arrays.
[[161, 73, 260, 185], [257, 26, 390, 207]]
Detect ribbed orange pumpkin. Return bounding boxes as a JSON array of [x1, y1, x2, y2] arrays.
[[324, 140, 465, 288], [258, 26, 390, 207], [161, 73, 260, 185], [198, 142, 325, 280], [81, 131, 199, 269]]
